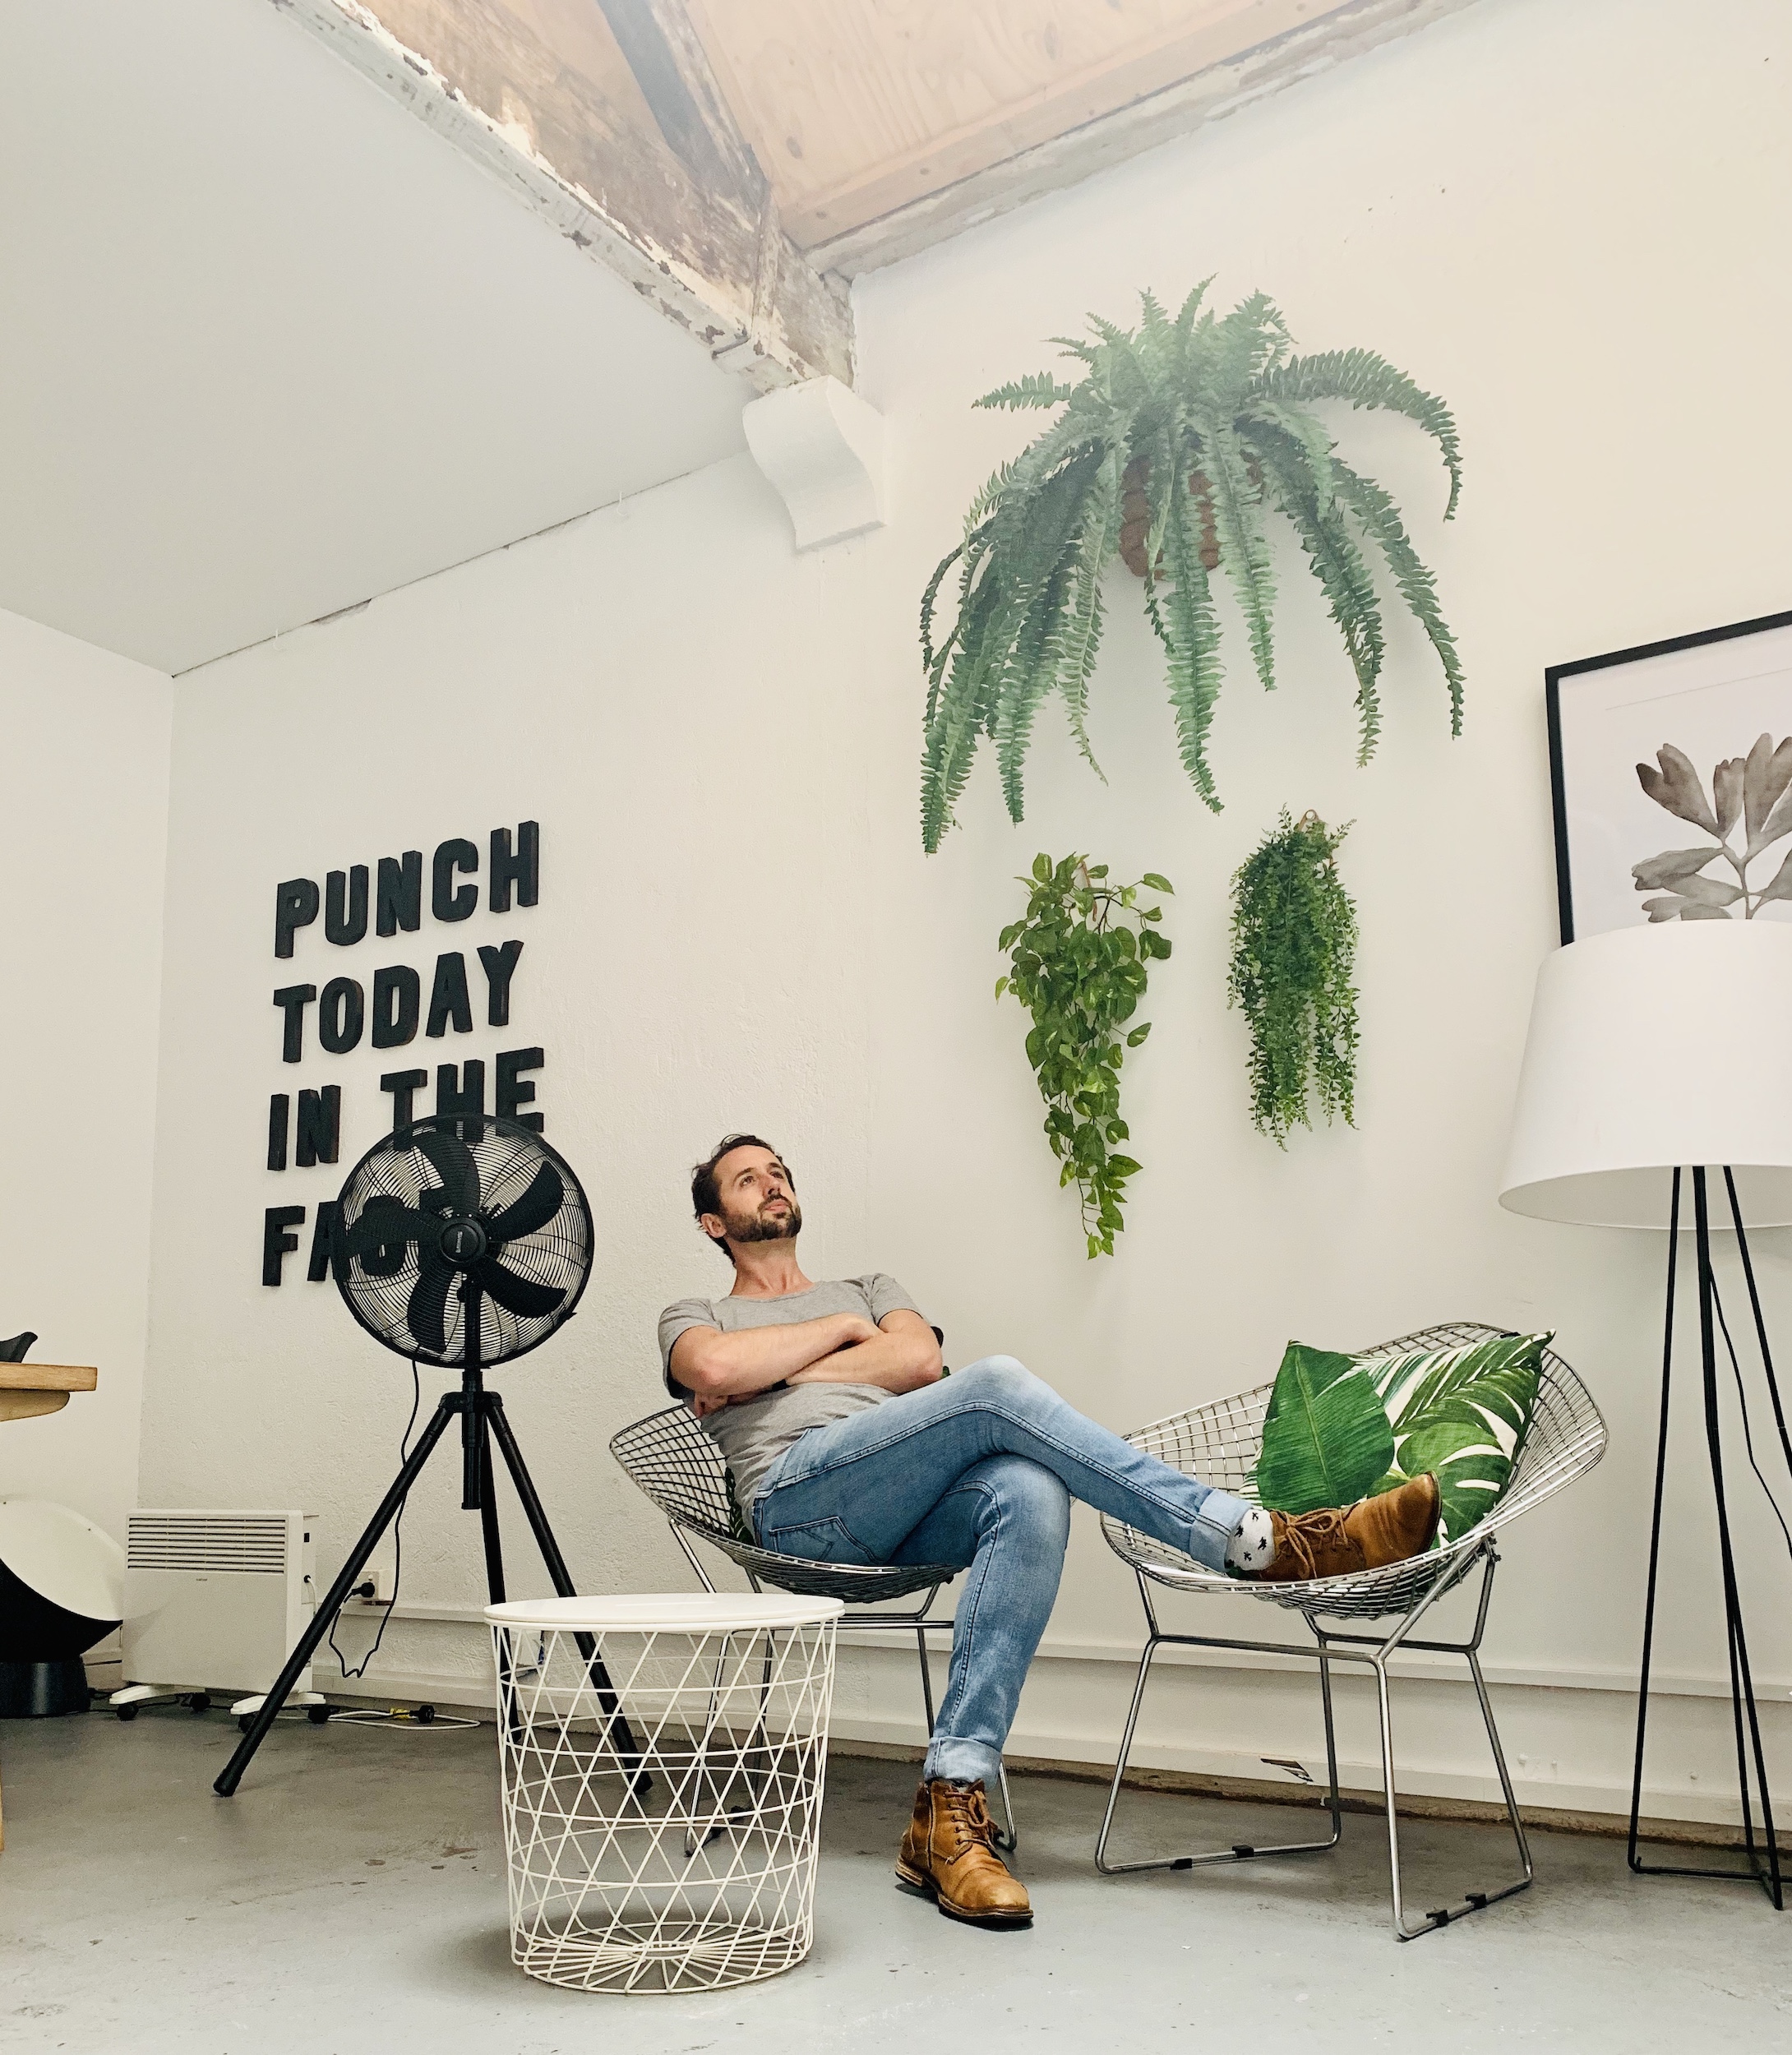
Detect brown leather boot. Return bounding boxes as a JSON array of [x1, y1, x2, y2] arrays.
[[1250, 1473, 1441, 1583], [896, 1779, 1032, 1926]]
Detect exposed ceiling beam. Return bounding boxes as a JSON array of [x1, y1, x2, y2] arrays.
[[796, 0, 1489, 277], [272, 0, 851, 391], [593, 0, 766, 203]]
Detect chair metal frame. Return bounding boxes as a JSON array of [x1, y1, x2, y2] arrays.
[[1093, 1322, 1607, 1940], [609, 1403, 1018, 1849]]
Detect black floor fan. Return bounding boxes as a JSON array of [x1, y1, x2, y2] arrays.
[[216, 1113, 640, 1794]]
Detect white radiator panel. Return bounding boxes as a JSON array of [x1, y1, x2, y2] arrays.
[[122, 1509, 316, 1695]]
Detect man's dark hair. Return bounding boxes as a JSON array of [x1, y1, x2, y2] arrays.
[[690, 1134, 791, 1262]]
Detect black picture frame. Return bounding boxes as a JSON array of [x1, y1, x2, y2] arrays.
[[1545, 607, 1792, 944]]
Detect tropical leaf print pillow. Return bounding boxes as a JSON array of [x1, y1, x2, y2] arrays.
[[1254, 1331, 1548, 1546]]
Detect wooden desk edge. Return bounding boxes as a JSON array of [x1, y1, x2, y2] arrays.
[[0, 1365, 99, 1392]]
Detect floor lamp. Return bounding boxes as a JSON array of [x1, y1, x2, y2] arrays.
[[1499, 920, 1792, 1908]]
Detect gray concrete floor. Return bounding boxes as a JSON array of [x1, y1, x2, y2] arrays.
[[2, 1705, 1788, 2054]]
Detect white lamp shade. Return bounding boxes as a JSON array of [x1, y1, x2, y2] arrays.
[[1499, 921, 1792, 1228]]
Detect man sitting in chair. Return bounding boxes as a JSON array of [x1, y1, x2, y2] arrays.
[[659, 1134, 1440, 1930]]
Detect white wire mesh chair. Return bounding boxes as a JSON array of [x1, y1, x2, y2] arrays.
[[1094, 1321, 1606, 1940], [610, 1401, 1019, 1849]]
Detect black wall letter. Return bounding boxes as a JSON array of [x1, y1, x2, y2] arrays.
[[426, 953, 473, 1037], [267, 1094, 290, 1171], [307, 1201, 342, 1282], [275, 878, 320, 959], [380, 1068, 428, 1137], [436, 1060, 486, 1138], [432, 838, 478, 922], [376, 851, 423, 937], [317, 977, 365, 1054], [273, 984, 316, 1064], [262, 1204, 306, 1286], [326, 866, 369, 946], [295, 1085, 341, 1167], [496, 1046, 544, 1133], [372, 964, 421, 1047], [477, 940, 524, 1027], [489, 821, 539, 912]]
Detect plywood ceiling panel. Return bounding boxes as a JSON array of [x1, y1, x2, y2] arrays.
[[685, 0, 1351, 247]]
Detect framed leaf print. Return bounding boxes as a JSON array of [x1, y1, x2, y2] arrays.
[[1545, 609, 1792, 944]]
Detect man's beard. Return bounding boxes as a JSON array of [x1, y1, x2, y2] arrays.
[[725, 1198, 802, 1245]]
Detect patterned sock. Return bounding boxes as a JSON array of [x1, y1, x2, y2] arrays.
[[1225, 1506, 1277, 1574]]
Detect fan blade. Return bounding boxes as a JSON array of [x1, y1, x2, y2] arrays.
[[413, 1128, 480, 1217], [407, 1258, 458, 1355], [471, 1256, 565, 1321], [340, 1204, 441, 1258], [483, 1161, 564, 1244]]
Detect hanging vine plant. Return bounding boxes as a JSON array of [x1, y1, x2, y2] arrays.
[[1227, 811, 1359, 1147], [997, 855, 1171, 1258], [919, 284, 1463, 851]]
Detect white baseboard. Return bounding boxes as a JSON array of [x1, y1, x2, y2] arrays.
[[316, 1656, 1755, 1831], [823, 1705, 1759, 1829]]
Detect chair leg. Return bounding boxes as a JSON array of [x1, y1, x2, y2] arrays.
[[915, 1627, 936, 1733], [1094, 1633, 1342, 1876], [1468, 1647, 1536, 1887], [1373, 1652, 1534, 1941], [992, 1760, 1019, 1855]]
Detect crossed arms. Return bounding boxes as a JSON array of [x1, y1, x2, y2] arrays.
[[670, 1309, 944, 1418]]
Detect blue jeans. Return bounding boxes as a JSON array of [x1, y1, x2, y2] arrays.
[[750, 1357, 1252, 1786]]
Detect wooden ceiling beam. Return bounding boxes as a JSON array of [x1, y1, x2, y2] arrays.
[[786, 0, 1489, 277], [593, 0, 767, 204], [273, 0, 851, 392]]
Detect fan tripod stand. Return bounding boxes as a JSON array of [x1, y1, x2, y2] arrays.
[[215, 1364, 641, 1795]]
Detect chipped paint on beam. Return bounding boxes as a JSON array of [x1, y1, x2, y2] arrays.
[[269, 0, 849, 390]]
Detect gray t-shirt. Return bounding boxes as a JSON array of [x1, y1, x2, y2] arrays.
[[658, 1275, 921, 1525]]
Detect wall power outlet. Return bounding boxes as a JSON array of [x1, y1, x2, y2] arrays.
[[347, 1567, 394, 1606]]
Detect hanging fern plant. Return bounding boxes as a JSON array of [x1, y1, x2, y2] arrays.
[[919, 284, 1462, 851], [1227, 811, 1359, 1147]]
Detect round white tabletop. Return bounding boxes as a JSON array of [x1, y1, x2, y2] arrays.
[[484, 1591, 845, 1633]]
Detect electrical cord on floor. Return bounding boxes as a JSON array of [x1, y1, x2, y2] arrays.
[[328, 1355, 421, 1679], [328, 1707, 483, 1730]]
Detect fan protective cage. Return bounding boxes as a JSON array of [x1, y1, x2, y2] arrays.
[[334, 1115, 593, 1369]]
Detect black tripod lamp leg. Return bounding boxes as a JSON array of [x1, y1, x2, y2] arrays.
[[214, 1396, 460, 1797], [1694, 1173, 1784, 1907], [1630, 1170, 1680, 1869], [484, 1397, 646, 1774]]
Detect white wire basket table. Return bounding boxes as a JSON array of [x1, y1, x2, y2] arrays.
[[486, 1592, 843, 1993]]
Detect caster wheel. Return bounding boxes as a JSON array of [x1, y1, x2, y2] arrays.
[[238, 1715, 253, 1734], [116, 1704, 138, 1722], [188, 1693, 211, 1715], [307, 1706, 332, 1725], [414, 1704, 436, 1725]]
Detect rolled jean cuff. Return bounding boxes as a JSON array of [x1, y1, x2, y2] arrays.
[[1186, 1487, 1254, 1572], [922, 1734, 1004, 1786]]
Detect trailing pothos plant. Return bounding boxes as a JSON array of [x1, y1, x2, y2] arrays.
[[920, 283, 1463, 851], [1227, 810, 1359, 1146], [997, 855, 1172, 1258]]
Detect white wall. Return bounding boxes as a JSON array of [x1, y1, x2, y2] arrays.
[[139, 0, 1791, 1823], [0, 607, 172, 1542]]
